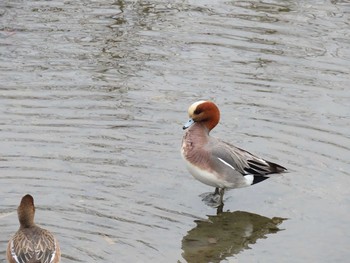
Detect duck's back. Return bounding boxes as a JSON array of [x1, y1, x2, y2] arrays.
[[7, 226, 58, 263]]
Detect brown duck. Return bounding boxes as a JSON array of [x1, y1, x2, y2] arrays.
[[7, 194, 61, 263]]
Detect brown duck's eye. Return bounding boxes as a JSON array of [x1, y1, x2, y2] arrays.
[[194, 109, 201, 115]]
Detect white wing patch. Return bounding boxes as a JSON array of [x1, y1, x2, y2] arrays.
[[217, 158, 236, 171]]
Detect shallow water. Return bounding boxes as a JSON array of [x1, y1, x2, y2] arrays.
[[0, 0, 349, 262]]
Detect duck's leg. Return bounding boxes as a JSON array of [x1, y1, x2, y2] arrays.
[[217, 189, 225, 213], [217, 203, 224, 214], [215, 188, 225, 213], [214, 187, 220, 195], [219, 188, 225, 205]]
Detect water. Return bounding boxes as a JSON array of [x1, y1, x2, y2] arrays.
[[0, 0, 349, 262]]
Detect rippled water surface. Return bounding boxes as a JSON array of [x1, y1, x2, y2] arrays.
[[1, 0, 349, 262]]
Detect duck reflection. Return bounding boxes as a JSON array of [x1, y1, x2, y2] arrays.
[[182, 211, 286, 263]]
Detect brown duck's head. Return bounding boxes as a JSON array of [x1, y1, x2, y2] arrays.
[[183, 100, 220, 131], [18, 194, 35, 228]]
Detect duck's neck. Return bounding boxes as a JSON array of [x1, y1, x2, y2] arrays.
[[19, 211, 35, 228], [185, 123, 211, 146], [190, 122, 210, 134]]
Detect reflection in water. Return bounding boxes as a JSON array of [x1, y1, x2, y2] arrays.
[[182, 211, 285, 263]]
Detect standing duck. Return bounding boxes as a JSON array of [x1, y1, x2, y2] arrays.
[[7, 194, 61, 263], [181, 101, 287, 208]]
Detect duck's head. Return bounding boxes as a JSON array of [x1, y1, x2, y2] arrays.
[[183, 100, 220, 131], [18, 194, 35, 228]]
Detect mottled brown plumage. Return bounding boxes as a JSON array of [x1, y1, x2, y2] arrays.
[[7, 194, 60, 263]]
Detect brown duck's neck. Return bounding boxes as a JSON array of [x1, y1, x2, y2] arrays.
[[19, 215, 35, 228]]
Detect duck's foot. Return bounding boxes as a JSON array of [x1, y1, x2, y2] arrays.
[[199, 190, 222, 208]]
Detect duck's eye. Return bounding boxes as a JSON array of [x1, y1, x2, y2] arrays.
[[194, 109, 201, 115]]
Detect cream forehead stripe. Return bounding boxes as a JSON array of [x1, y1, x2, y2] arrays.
[[188, 100, 207, 116]]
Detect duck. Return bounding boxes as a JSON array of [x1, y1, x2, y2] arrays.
[[7, 194, 61, 263], [181, 100, 287, 208]]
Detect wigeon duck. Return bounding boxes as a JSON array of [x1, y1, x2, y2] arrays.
[[181, 101, 287, 207], [7, 194, 61, 263]]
